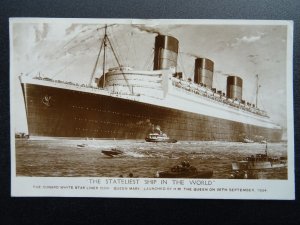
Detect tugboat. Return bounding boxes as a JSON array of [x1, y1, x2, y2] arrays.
[[145, 126, 177, 143], [102, 148, 123, 157], [145, 132, 177, 143], [243, 137, 254, 143], [231, 143, 287, 171], [156, 161, 213, 178], [145, 131, 177, 143], [230, 170, 258, 179]]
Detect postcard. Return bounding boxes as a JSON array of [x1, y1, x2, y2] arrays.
[[10, 18, 294, 199]]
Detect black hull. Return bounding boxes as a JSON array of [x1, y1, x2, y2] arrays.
[[145, 138, 177, 143], [101, 150, 123, 157], [158, 170, 213, 178], [21, 83, 282, 141], [232, 161, 287, 171]]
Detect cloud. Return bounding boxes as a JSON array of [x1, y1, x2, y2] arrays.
[[247, 54, 260, 65], [230, 34, 263, 48], [239, 35, 261, 43], [248, 54, 258, 58]]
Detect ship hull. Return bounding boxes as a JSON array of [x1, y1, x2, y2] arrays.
[[157, 170, 213, 178], [145, 138, 177, 143], [21, 83, 282, 141], [232, 161, 287, 170]]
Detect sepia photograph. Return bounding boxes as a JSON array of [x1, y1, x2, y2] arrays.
[[10, 18, 294, 199]]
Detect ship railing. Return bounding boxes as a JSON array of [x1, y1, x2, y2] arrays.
[[33, 76, 109, 93], [108, 90, 164, 101], [171, 78, 269, 118], [38, 75, 160, 101]]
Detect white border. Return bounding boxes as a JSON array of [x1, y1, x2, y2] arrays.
[[10, 18, 295, 199]]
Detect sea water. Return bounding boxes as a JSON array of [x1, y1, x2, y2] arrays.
[[15, 139, 288, 179]]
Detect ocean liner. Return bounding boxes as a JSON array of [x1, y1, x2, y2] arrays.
[[19, 25, 282, 141]]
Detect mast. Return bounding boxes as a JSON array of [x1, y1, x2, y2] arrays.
[[89, 37, 104, 86], [89, 24, 112, 87], [102, 25, 107, 88], [256, 74, 259, 108], [89, 24, 132, 94]]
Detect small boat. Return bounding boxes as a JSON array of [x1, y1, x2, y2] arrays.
[[232, 143, 287, 171], [156, 161, 213, 178], [243, 137, 254, 143], [145, 132, 177, 143], [102, 148, 123, 157], [77, 143, 87, 148], [230, 170, 258, 179]]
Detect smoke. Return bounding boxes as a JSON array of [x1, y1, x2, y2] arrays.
[[33, 23, 49, 43], [132, 24, 161, 35], [136, 119, 156, 128], [184, 52, 200, 58], [215, 70, 231, 77], [180, 52, 205, 59], [136, 119, 162, 133], [154, 125, 161, 131]]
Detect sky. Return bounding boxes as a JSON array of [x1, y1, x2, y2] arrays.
[[11, 19, 292, 133]]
